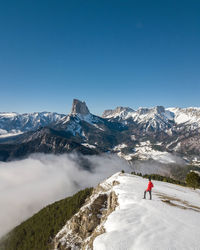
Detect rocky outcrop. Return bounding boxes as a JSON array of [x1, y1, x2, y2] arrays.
[[52, 178, 119, 250], [71, 99, 90, 115]]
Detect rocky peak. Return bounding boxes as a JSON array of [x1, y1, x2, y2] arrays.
[[115, 106, 134, 113], [137, 106, 165, 115], [71, 99, 90, 115], [137, 107, 150, 115], [154, 106, 165, 114], [102, 107, 134, 118]]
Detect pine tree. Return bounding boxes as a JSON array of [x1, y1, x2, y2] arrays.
[[186, 172, 200, 190]]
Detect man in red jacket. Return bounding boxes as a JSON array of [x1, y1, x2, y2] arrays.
[[144, 177, 154, 200]]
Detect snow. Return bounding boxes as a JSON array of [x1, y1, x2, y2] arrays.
[[0, 128, 23, 138], [81, 143, 96, 149], [117, 152, 135, 161], [164, 110, 174, 120], [139, 141, 151, 146], [66, 122, 81, 136], [113, 144, 127, 151], [65, 112, 104, 136], [175, 113, 191, 124], [104, 107, 172, 125], [0, 129, 8, 135], [61, 116, 70, 124], [167, 107, 200, 126], [0, 112, 64, 135], [131, 141, 178, 163], [130, 135, 136, 141], [112, 141, 180, 163], [94, 173, 200, 250], [0, 132, 23, 138], [65, 113, 102, 134], [104, 106, 200, 131], [93, 124, 105, 131], [76, 113, 99, 125], [0, 112, 18, 118]]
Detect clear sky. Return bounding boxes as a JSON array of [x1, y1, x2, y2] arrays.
[[0, 0, 200, 115]]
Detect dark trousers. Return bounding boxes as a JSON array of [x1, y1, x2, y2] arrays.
[[144, 190, 152, 200]]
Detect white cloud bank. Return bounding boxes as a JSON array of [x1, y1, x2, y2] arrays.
[[0, 153, 130, 238]]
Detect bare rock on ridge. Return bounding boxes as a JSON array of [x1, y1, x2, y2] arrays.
[[52, 177, 119, 250], [71, 99, 90, 115]]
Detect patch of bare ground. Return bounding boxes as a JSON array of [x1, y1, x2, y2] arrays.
[[155, 192, 200, 212]]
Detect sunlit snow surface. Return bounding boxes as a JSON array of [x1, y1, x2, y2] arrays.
[[0, 131, 23, 138], [94, 173, 200, 250]]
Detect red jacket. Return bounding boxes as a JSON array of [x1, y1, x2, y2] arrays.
[[146, 181, 154, 191]]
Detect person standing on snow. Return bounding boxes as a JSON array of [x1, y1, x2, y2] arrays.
[[143, 177, 154, 200]]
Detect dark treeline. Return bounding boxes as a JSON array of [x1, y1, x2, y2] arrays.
[[130, 171, 200, 189], [0, 188, 93, 250]]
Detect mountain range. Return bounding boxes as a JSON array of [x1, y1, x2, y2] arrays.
[[0, 99, 200, 166]]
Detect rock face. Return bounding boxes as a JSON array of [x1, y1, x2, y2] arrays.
[[71, 99, 90, 115], [52, 178, 119, 250]]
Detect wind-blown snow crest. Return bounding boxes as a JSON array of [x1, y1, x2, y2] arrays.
[[94, 173, 200, 250]]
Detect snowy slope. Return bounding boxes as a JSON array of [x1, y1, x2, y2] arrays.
[[58, 113, 103, 136], [167, 107, 200, 127], [94, 173, 200, 250]]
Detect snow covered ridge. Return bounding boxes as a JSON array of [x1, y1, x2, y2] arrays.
[[53, 172, 200, 250], [0, 112, 65, 137], [102, 105, 200, 128], [167, 107, 200, 125], [1, 101, 200, 138], [94, 173, 200, 250], [1, 100, 200, 162]]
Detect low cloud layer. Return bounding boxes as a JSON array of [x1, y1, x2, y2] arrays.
[[0, 152, 186, 238], [0, 153, 130, 238]]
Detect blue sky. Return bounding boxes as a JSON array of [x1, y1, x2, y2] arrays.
[[0, 0, 200, 115]]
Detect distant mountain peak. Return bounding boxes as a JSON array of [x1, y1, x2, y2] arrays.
[[102, 106, 134, 118], [71, 99, 90, 115]]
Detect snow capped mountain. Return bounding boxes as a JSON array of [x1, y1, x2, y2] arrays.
[[167, 107, 200, 127], [54, 172, 200, 250], [54, 99, 122, 141], [0, 112, 65, 137], [1, 100, 200, 165], [103, 105, 200, 131], [102, 106, 135, 119], [0, 100, 124, 161], [103, 105, 175, 133], [58, 111, 102, 136], [57, 99, 104, 129]]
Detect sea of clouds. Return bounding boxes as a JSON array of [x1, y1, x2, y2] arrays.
[[0, 151, 186, 238], [0, 153, 130, 238]]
